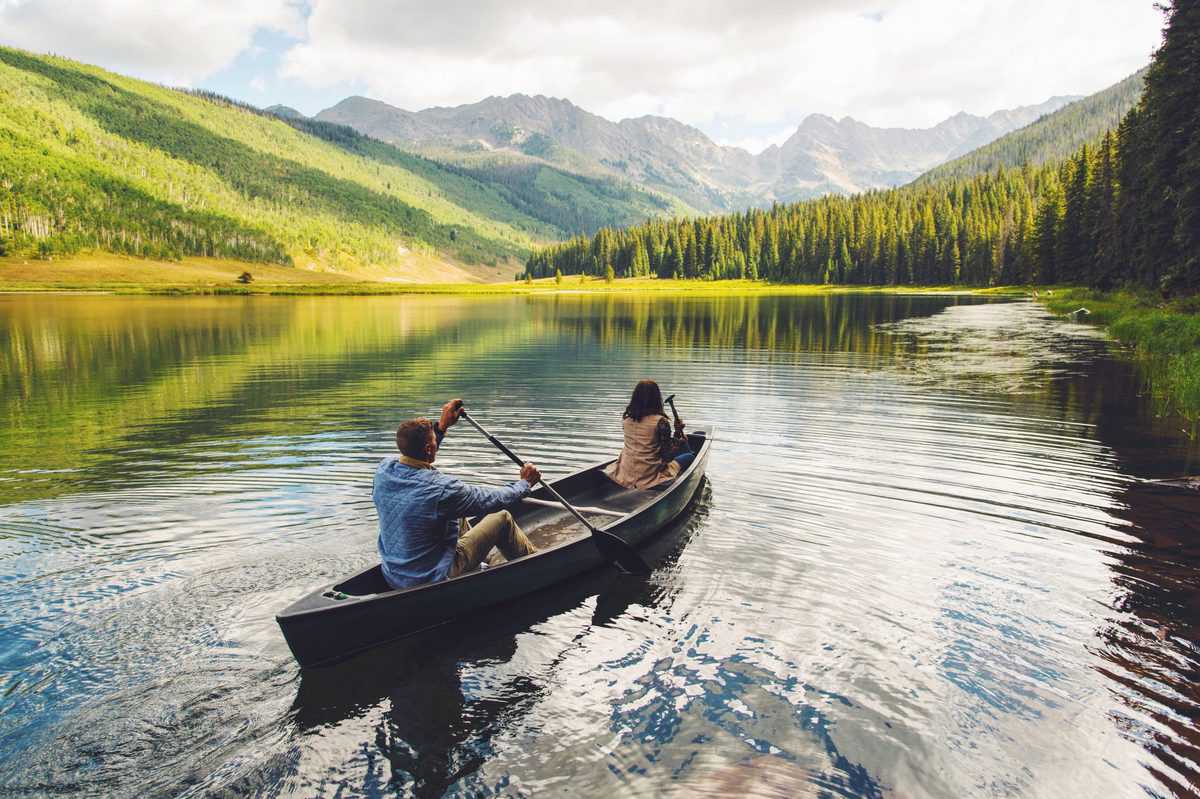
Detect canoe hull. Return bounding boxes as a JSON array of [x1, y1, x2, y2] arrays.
[[277, 429, 711, 667]]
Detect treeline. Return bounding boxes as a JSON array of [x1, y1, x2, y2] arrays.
[[530, 1, 1198, 295], [528, 163, 1057, 286]]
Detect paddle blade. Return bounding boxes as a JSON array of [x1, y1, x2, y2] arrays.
[[591, 529, 651, 576]]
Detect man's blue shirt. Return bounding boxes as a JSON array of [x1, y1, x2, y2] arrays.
[[373, 456, 530, 590]]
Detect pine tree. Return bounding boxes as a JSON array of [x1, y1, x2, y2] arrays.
[[837, 239, 853, 283], [683, 228, 700, 278], [632, 238, 650, 276], [1144, 0, 1200, 293], [1035, 182, 1063, 283]]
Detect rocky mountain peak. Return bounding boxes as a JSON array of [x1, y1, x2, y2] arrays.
[[312, 89, 1089, 211]]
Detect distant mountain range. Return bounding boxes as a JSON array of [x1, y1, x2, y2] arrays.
[[311, 93, 1082, 212]]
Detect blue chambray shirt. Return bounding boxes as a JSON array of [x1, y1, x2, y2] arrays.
[[373, 456, 531, 590]]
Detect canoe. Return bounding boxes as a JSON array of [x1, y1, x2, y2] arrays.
[[277, 427, 713, 667]]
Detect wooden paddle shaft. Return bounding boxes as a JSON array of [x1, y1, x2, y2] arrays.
[[458, 410, 603, 536], [664, 393, 682, 429]]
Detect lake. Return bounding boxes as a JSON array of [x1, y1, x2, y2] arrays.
[[1, 292, 1198, 797]]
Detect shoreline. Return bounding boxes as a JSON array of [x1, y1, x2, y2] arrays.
[[0, 277, 1024, 298], [1038, 287, 1200, 427]]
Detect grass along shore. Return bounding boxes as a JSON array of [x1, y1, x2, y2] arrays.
[[0, 254, 1005, 296], [0, 252, 516, 291], [1040, 287, 1200, 426]]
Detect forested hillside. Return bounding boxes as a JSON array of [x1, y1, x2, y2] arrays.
[[0, 47, 667, 276], [915, 68, 1145, 184], [527, 169, 1056, 286], [529, 2, 1197, 296], [269, 110, 684, 235]]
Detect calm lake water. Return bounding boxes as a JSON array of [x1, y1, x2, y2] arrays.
[[1, 292, 1198, 797]]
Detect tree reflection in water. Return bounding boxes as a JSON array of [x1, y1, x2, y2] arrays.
[[1100, 481, 1200, 795]]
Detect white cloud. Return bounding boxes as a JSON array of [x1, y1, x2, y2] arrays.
[[279, 0, 1162, 138], [715, 128, 796, 155], [0, 0, 1164, 142], [0, 0, 304, 86]]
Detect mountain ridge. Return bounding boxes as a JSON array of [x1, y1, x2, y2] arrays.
[[315, 91, 1085, 210]]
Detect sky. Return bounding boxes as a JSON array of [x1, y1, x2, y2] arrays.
[[0, 0, 1165, 154]]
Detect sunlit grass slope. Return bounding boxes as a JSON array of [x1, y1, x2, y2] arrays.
[[0, 46, 613, 279]]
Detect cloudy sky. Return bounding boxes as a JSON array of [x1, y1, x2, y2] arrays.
[[0, 0, 1164, 153]]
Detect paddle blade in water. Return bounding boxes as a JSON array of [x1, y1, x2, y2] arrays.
[[591, 529, 651, 576]]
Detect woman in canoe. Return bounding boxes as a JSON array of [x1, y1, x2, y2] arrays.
[[606, 379, 693, 489]]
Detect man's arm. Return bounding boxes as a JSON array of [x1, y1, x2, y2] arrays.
[[439, 475, 532, 519]]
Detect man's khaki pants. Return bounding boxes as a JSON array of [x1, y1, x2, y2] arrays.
[[448, 510, 536, 577]]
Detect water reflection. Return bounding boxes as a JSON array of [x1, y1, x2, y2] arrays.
[[0, 292, 1198, 797], [288, 491, 711, 796], [1099, 480, 1200, 795]]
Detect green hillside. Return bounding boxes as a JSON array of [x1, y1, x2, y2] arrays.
[[0, 46, 671, 278], [269, 114, 687, 236], [913, 68, 1146, 184]]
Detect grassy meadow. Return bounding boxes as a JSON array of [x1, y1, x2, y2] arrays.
[[0, 254, 1002, 296]]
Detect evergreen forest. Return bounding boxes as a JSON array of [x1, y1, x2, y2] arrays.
[[529, 1, 1198, 296]]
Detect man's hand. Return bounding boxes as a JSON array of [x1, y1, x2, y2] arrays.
[[674, 416, 686, 435], [520, 463, 541, 485], [439, 398, 464, 431]]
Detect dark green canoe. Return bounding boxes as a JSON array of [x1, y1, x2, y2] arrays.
[[277, 428, 712, 667]]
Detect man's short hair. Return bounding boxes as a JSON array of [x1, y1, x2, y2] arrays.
[[396, 418, 435, 459]]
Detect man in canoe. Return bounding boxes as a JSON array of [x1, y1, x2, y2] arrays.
[[374, 399, 539, 590]]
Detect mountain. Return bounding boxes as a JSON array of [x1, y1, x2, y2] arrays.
[[914, 68, 1146, 184], [759, 99, 1076, 199], [264, 104, 306, 119], [316, 93, 1081, 211], [0, 46, 679, 280]]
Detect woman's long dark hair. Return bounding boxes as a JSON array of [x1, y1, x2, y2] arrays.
[[624, 379, 665, 422]]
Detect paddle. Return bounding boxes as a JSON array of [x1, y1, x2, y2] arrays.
[[664, 393, 683, 430], [457, 409, 651, 576]]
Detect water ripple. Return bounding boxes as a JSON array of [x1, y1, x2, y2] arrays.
[[0, 293, 1198, 797]]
